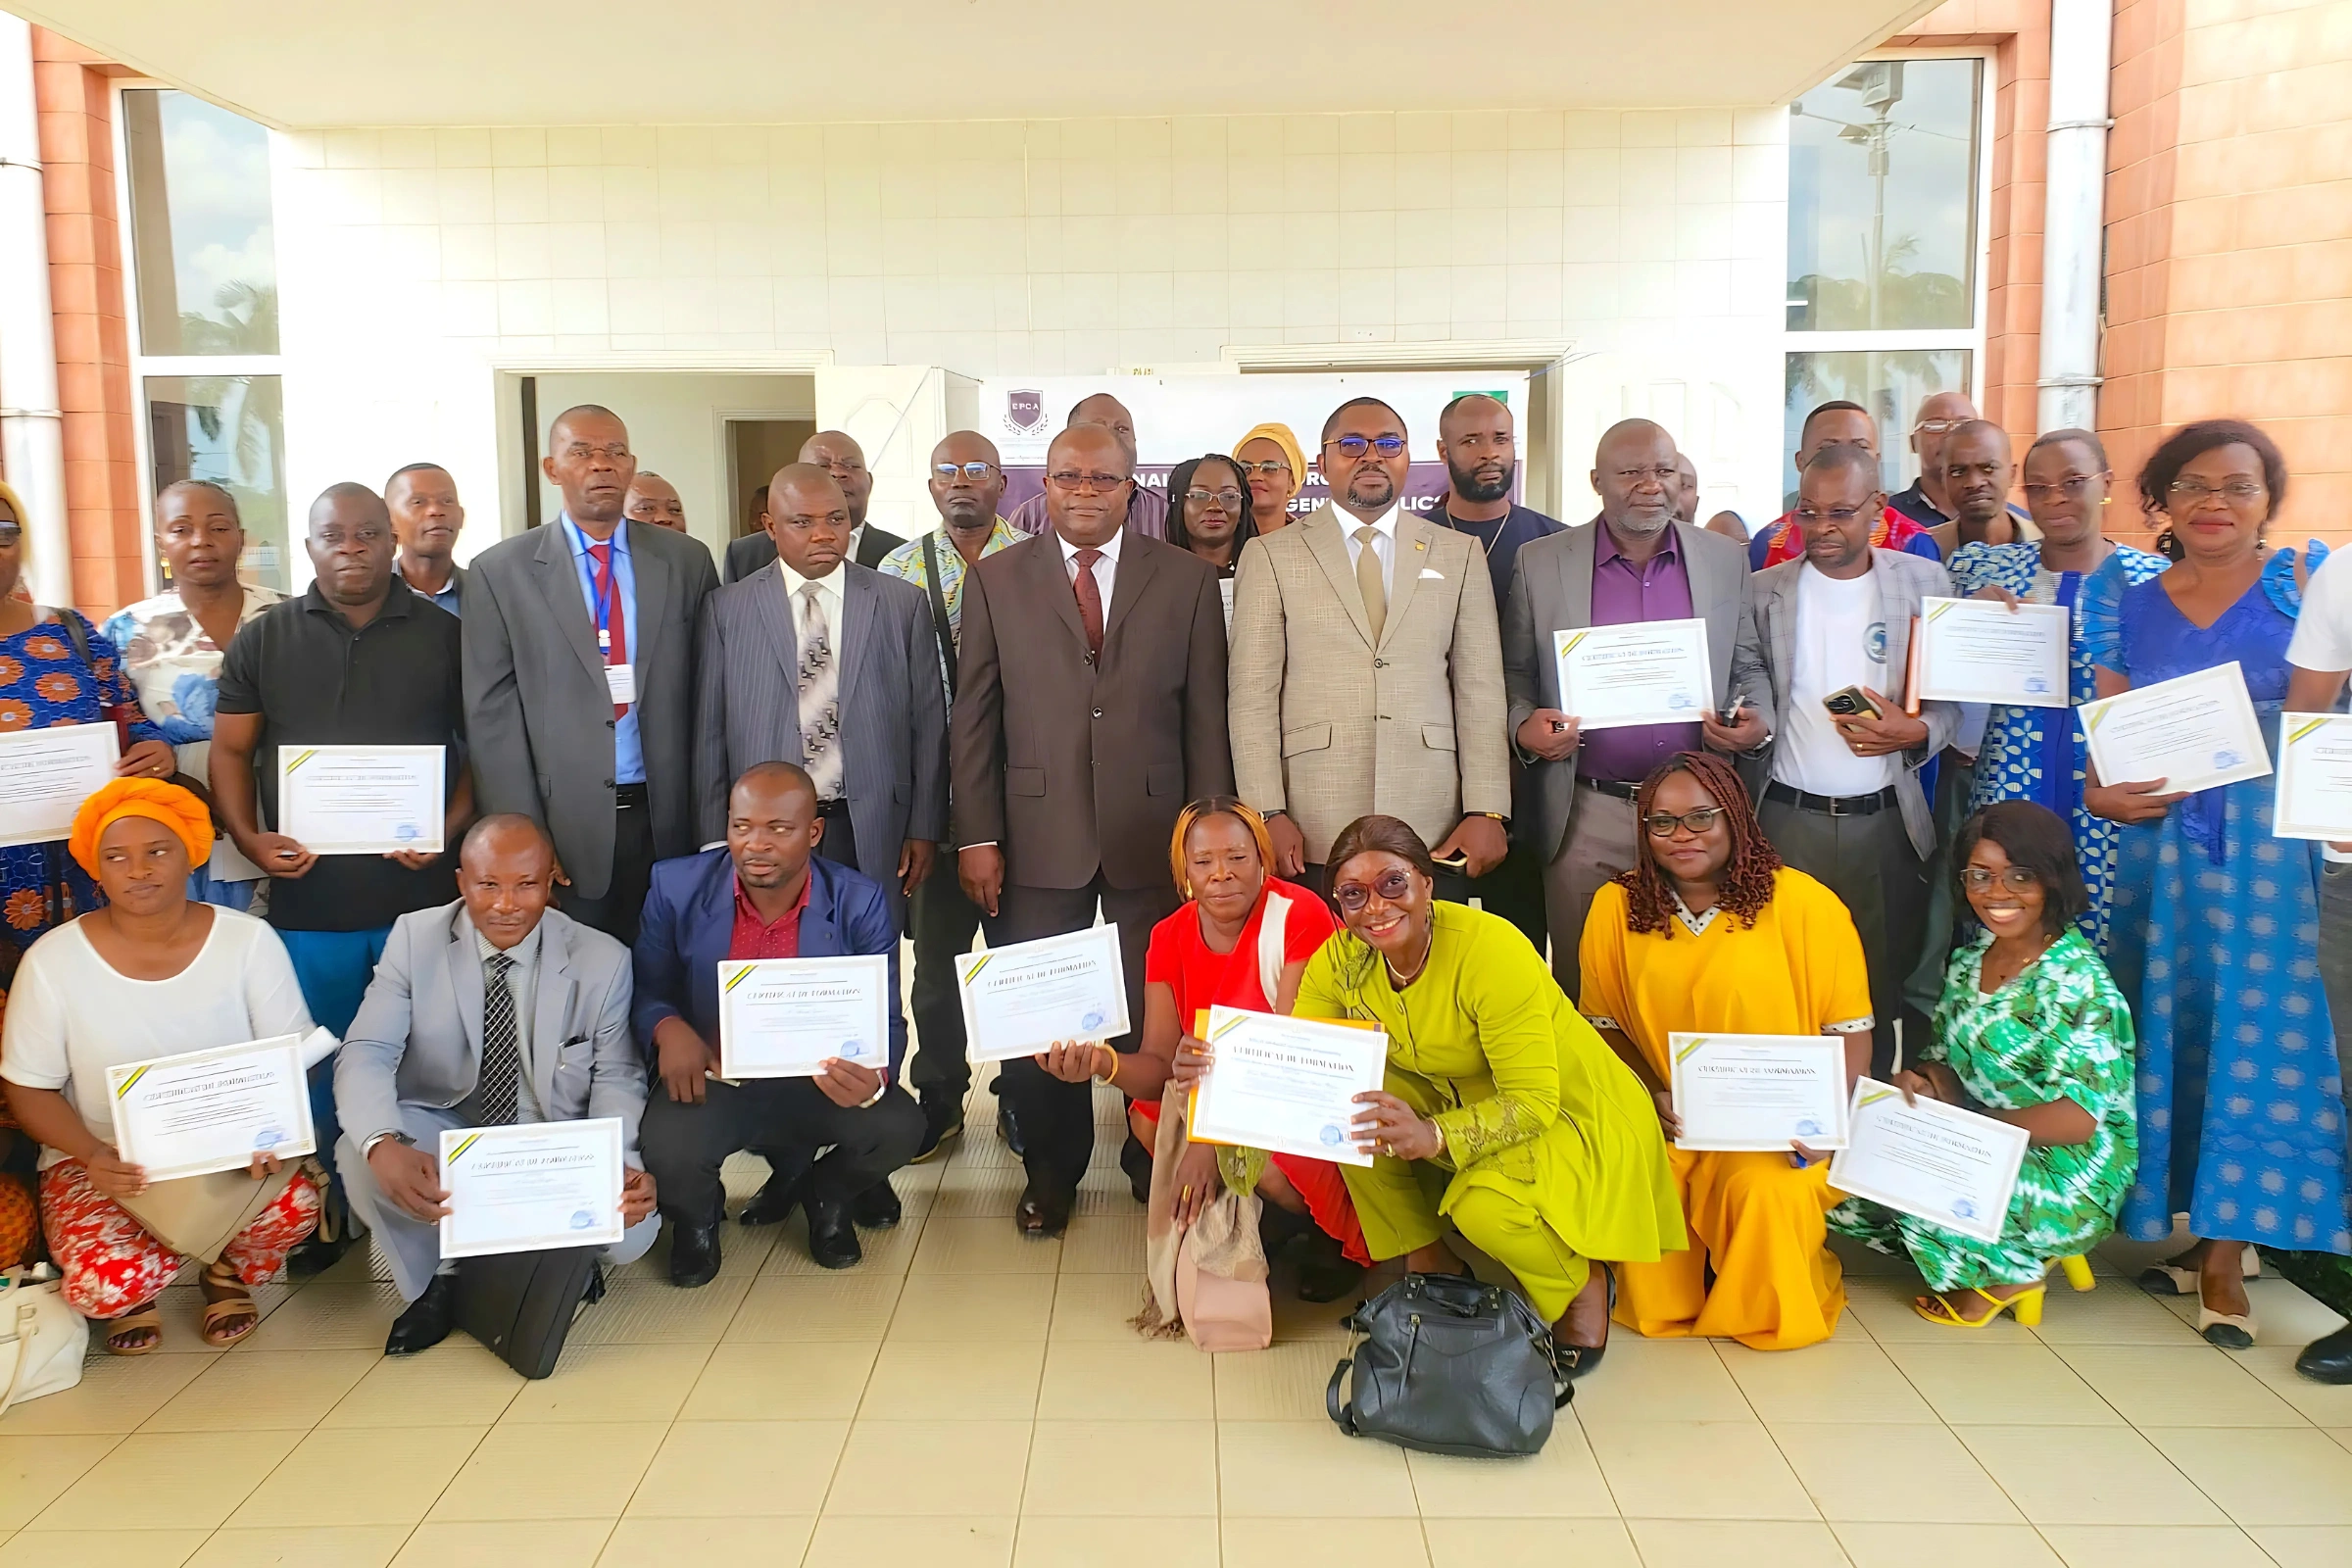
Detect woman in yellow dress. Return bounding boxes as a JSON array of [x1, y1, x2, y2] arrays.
[[1578, 752, 1873, 1350], [1294, 814, 1683, 1377]]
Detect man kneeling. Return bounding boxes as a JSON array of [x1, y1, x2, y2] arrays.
[[636, 761, 922, 1285], [336, 814, 659, 1354]]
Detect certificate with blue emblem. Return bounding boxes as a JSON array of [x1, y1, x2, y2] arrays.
[[716, 954, 891, 1077], [1553, 618, 1711, 730], [956, 925, 1129, 1062], [277, 744, 446, 855], [1667, 1034, 1849, 1152], [1828, 1080, 2030, 1246], [1914, 597, 2070, 708], [1187, 1006, 1390, 1168], [106, 1034, 316, 1183], [2081, 661, 2271, 797], [439, 1118, 624, 1259]]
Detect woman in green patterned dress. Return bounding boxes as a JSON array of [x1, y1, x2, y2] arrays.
[[1830, 801, 2136, 1327]]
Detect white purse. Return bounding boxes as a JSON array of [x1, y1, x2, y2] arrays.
[[0, 1265, 89, 1414]]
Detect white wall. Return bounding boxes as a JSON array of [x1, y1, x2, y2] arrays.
[[270, 108, 1792, 554]]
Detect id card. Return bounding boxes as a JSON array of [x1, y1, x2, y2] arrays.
[[605, 663, 637, 705]]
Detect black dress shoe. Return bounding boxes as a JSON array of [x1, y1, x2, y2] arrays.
[[2295, 1324, 2352, 1384], [851, 1181, 902, 1230], [384, 1274, 457, 1355], [1119, 1131, 1153, 1204], [805, 1197, 863, 1269], [667, 1218, 723, 1288], [285, 1228, 356, 1279], [998, 1103, 1025, 1157], [1014, 1180, 1073, 1239], [737, 1169, 802, 1227], [910, 1105, 964, 1164]]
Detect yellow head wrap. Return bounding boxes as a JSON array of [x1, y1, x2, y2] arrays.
[[1231, 422, 1308, 502], [69, 776, 213, 879]]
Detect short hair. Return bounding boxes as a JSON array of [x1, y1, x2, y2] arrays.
[[1164, 453, 1256, 558], [1799, 400, 1871, 443], [749, 484, 769, 514], [547, 403, 623, 453], [2137, 417, 2288, 523], [633, 469, 666, 483], [460, 812, 552, 863], [734, 759, 816, 802], [156, 478, 240, 522], [1953, 801, 2088, 937], [2029, 427, 2109, 469], [384, 462, 451, 492], [1320, 397, 1407, 446], [1800, 443, 1882, 488], [309, 480, 384, 521], [1326, 813, 1440, 885], [1168, 795, 1277, 900], [1439, 392, 1509, 428], [1046, 423, 1133, 477]]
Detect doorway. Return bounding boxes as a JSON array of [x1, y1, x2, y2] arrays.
[[727, 418, 816, 540]]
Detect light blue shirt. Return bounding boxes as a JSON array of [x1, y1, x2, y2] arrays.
[[558, 512, 644, 786]]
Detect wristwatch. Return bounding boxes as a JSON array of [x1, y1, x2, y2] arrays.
[[363, 1130, 414, 1156]]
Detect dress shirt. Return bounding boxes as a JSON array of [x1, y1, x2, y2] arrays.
[[780, 560, 847, 660], [1338, 504, 1399, 598], [1578, 526, 1703, 784], [1057, 526, 1124, 620], [462, 920, 545, 1122], [729, 869, 812, 960], [558, 513, 643, 786], [877, 517, 1023, 700]]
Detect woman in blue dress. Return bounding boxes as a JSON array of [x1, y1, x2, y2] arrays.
[[2082, 419, 2351, 1348], [1948, 429, 2166, 949]]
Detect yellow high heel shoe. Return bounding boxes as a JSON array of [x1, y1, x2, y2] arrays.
[[1913, 1285, 2046, 1328], [2056, 1255, 2095, 1293]]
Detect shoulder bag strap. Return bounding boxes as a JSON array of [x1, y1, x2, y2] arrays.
[[919, 533, 958, 700], [1255, 891, 1291, 1007]]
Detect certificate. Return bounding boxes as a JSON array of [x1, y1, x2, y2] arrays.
[[106, 1034, 316, 1183], [956, 925, 1129, 1063], [2274, 712, 2352, 841], [717, 954, 890, 1077], [1188, 1006, 1391, 1168], [438, 1118, 624, 1259], [279, 745, 446, 855], [1667, 1034, 1849, 1152], [2081, 662, 2271, 796], [1914, 597, 2070, 708], [1553, 619, 1712, 731], [1827, 1079, 2030, 1245], [0, 723, 119, 850]]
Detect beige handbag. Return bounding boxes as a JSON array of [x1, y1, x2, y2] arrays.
[[117, 1159, 310, 1263], [0, 1265, 88, 1413]]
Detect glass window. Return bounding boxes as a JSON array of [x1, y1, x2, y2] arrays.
[[1786, 59, 1982, 332], [122, 88, 279, 356], [1783, 348, 1972, 507], [144, 374, 289, 591]]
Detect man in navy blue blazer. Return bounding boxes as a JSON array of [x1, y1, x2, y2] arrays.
[[633, 760, 923, 1285]]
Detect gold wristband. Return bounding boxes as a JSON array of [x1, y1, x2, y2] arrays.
[[1098, 1045, 1119, 1084]]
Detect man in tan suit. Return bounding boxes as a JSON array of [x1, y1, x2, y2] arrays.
[[952, 423, 1232, 1238], [1229, 397, 1511, 894]]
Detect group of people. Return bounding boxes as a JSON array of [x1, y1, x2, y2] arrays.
[[0, 376, 2344, 1389]]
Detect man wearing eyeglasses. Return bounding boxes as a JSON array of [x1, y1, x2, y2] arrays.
[[1004, 393, 1169, 541], [723, 431, 906, 583], [1749, 403, 1943, 570], [951, 423, 1231, 1237], [1229, 397, 1510, 902]]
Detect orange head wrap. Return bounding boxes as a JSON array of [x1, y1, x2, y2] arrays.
[[68, 776, 213, 879]]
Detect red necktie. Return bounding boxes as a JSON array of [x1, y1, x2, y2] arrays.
[[1072, 547, 1104, 662], [587, 541, 629, 717]]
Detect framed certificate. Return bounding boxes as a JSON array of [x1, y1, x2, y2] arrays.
[[1827, 1079, 2030, 1245], [717, 954, 891, 1077], [2081, 662, 2271, 797], [2274, 712, 2352, 841], [1553, 619, 1712, 731], [0, 723, 119, 850], [278, 744, 447, 855], [956, 925, 1130, 1063], [106, 1034, 316, 1183], [1667, 1033, 1849, 1152], [1914, 597, 2071, 708], [1187, 1006, 1391, 1167], [438, 1118, 625, 1259]]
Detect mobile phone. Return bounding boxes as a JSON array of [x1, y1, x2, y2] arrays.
[[1823, 685, 1884, 720], [1432, 850, 1471, 871], [1719, 695, 1749, 726]]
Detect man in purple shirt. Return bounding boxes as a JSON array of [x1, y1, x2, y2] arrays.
[[1500, 418, 1773, 995], [1005, 393, 1169, 541]]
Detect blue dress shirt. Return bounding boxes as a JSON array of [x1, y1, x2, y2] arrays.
[[558, 512, 644, 786]]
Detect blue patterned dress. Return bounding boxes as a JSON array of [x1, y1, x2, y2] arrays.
[[1949, 541, 2169, 950], [2085, 551, 2352, 1255]]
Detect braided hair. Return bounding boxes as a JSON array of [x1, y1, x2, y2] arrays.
[[1612, 752, 1781, 937]]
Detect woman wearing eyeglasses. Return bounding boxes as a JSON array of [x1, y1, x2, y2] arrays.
[[1577, 753, 1871, 1349], [1947, 429, 2166, 948], [1293, 813, 1681, 1377], [1231, 423, 1307, 538], [2082, 418, 2348, 1345], [1165, 454, 1257, 579]]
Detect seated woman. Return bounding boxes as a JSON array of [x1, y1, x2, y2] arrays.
[[1291, 813, 1683, 1376], [1830, 801, 2136, 1326], [1578, 752, 1873, 1350], [0, 779, 328, 1352]]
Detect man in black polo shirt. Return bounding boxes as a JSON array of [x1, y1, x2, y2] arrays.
[[213, 482, 470, 1251], [1428, 392, 1561, 952]]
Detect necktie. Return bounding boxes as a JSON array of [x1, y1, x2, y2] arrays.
[[586, 540, 628, 719], [1071, 548, 1105, 662], [1353, 525, 1387, 644], [478, 951, 520, 1125], [798, 583, 843, 799]]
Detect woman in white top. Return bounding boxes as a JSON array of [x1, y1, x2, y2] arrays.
[[0, 779, 328, 1352]]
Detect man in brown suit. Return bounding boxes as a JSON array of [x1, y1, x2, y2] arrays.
[[952, 423, 1232, 1236]]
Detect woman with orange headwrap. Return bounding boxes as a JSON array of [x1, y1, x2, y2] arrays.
[[1232, 423, 1307, 538], [0, 779, 332, 1352]]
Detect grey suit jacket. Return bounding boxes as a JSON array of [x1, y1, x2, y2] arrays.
[[692, 561, 949, 883], [334, 903, 646, 1159], [1750, 547, 1960, 858], [462, 519, 720, 901], [1501, 520, 1773, 861]]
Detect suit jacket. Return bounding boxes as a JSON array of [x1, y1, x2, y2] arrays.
[[1750, 547, 1959, 858], [692, 561, 949, 880], [630, 849, 907, 1073], [1501, 520, 1774, 861], [1227, 503, 1510, 862], [725, 524, 906, 584], [951, 530, 1232, 891], [335, 903, 644, 1157], [462, 519, 720, 901]]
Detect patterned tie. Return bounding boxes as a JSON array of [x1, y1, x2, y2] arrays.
[[477, 951, 520, 1125], [1071, 548, 1105, 662], [798, 583, 844, 799], [1353, 526, 1387, 644], [586, 540, 628, 719]]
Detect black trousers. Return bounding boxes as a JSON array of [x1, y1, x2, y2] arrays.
[[1466, 840, 1549, 959], [559, 786, 656, 947], [815, 803, 860, 881], [908, 871, 985, 1109], [639, 1076, 924, 1223], [983, 873, 1178, 1194]]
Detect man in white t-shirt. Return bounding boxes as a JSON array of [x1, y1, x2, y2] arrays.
[[2282, 553, 2352, 1385], [1750, 445, 1960, 1071]]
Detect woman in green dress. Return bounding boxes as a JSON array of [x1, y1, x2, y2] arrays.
[[1293, 814, 1683, 1376], [1830, 801, 2137, 1327]]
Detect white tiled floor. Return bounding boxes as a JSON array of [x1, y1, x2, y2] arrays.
[[3, 1071, 2348, 1568]]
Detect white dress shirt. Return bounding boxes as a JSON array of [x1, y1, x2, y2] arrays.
[[1057, 526, 1123, 620], [781, 560, 848, 655], [1338, 504, 1399, 597]]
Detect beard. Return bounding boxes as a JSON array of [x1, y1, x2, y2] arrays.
[[1608, 508, 1673, 538], [1447, 459, 1513, 505]]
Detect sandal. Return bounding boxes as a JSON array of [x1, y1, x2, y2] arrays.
[[1914, 1284, 2044, 1328], [102, 1305, 162, 1356], [198, 1262, 260, 1348]]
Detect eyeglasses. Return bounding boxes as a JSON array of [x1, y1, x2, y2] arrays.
[[1793, 505, 1870, 524], [1185, 487, 1244, 507], [1913, 418, 1968, 436], [1643, 808, 1723, 839], [1332, 867, 1415, 912], [2022, 473, 2106, 501], [1962, 866, 2040, 892], [1047, 470, 1131, 493], [1240, 459, 1292, 476], [1324, 435, 1407, 460], [933, 462, 999, 481], [0, 523, 20, 547], [2168, 478, 2267, 506], [560, 443, 630, 462]]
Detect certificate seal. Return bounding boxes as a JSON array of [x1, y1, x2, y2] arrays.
[[2213, 749, 2241, 769], [840, 1039, 864, 1058], [393, 821, 421, 843], [1318, 1123, 1345, 1147], [1950, 1198, 1979, 1221], [2024, 675, 2050, 696], [1793, 1117, 1823, 1138], [1668, 692, 1694, 710], [1081, 1007, 1107, 1031], [252, 1126, 287, 1150], [569, 1209, 596, 1230]]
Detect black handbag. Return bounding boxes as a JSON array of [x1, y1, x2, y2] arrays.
[[1326, 1272, 1570, 1457], [454, 1249, 604, 1380]]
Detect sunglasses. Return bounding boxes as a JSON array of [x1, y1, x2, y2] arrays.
[[1332, 867, 1415, 913]]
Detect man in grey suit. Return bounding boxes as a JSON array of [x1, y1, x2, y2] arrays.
[[694, 463, 947, 912], [1750, 444, 1959, 1070], [1502, 418, 1773, 995], [464, 405, 721, 946], [335, 815, 658, 1355], [723, 431, 906, 582]]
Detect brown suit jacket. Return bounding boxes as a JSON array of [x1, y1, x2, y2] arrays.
[[951, 530, 1233, 892]]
